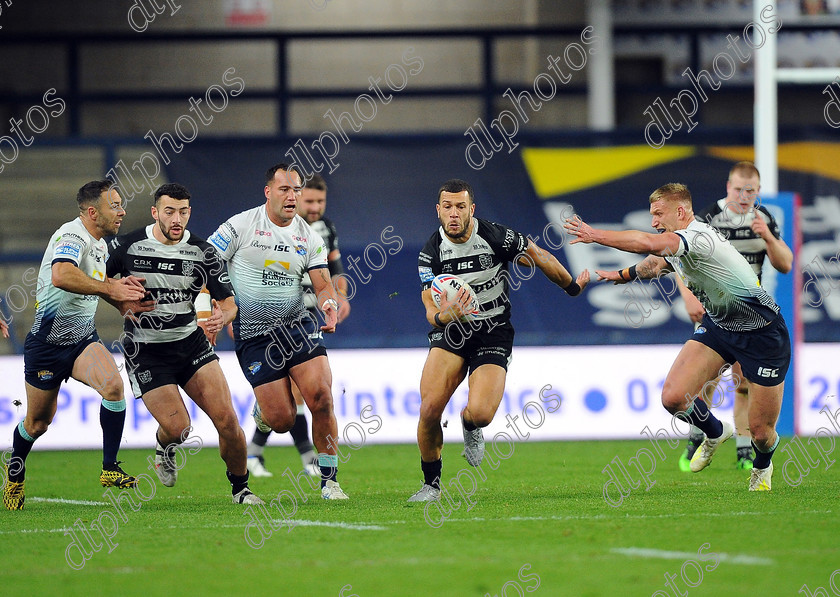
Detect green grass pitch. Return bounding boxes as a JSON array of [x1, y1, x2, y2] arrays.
[[2, 439, 838, 597]]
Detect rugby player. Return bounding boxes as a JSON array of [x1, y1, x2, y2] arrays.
[[675, 162, 792, 471], [566, 182, 790, 491], [107, 183, 261, 504], [408, 179, 590, 502], [209, 164, 348, 500], [4, 180, 148, 510], [245, 173, 350, 479]]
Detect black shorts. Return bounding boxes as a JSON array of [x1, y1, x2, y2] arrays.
[[125, 328, 218, 398], [691, 313, 791, 387], [236, 315, 326, 389], [428, 318, 514, 374], [23, 332, 100, 390]]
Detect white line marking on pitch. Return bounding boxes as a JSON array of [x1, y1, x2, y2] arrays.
[[611, 547, 774, 566], [274, 519, 388, 531], [29, 497, 107, 506]]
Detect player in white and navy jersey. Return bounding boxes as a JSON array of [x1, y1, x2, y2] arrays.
[[209, 163, 349, 500], [245, 173, 351, 479], [4, 180, 149, 510], [107, 183, 261, 505], [677, 162, 794, 471], [568, 182, 790, 491], [407, 179, 590, 503]]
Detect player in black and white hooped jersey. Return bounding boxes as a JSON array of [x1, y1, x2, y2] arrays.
[[107, 183, 262, 505], [244, 173, 351, 479], [209, 163, 349, 500], [675, 162, 793, 472], [407, 179, 590, 502], [4, 180, 150, 510]]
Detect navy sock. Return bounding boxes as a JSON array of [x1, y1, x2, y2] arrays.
[[752, 436, 780, 469], [9, 422, 34, 482], [421, 458, 442, 489], [462, 418, 477, 432], [226, 470, 250, 495], [682, 398, 723, 438], [290, 413, 314, 455], [100, 399, 126, 466], [251, 428, 271, 447]]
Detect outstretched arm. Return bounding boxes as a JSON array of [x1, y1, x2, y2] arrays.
[[595, 254, 672, 284], [564, 215, 683, 257], [53, 262, 147, 302], [520, 240, 589, 295]]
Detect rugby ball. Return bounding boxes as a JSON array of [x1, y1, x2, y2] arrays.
[[431, 274, 479, 320]]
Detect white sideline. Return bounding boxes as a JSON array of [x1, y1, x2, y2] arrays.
[[29, 497, 108, 506], [611, 547, 774, 566], [2, 508, 831, 537]]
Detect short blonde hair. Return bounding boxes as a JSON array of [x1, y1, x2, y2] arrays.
[[649, 183, 692, 208], [729, 161, 760, 182]]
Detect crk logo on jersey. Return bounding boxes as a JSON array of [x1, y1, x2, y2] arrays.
[[182, 261, 194, 276]]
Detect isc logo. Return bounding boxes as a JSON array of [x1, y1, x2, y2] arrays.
[[157, 263, 174, 271], [457, 261, 473, 271], [757, 367, 779, 378]]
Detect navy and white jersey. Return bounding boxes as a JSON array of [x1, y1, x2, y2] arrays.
[[302, 216, 339, 310], [209, 206, 328, 341], [695, 199, 781, 282], [667, 219, 779, 332], [418, 218, 529, 323], [107, 224, 233, 343], [30, 218, 107, 345]]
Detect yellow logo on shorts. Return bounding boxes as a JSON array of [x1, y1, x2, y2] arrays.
[[37, 370, 54, 381]]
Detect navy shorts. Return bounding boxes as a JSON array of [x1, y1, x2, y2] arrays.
[[236, 314, 326, 389], [124, 328, 218, 398], [24, 332, 100, 390], [691, 313, 791, 386], [428, 318, 514, 374]]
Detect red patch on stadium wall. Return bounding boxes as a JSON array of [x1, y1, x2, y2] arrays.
[[224, 0, 271, 26]]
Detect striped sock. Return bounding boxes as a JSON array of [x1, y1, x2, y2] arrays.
[[318, 453, 338, 486], [9, 421, 35, 482]]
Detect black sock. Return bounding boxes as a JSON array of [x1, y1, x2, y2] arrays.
[[421, 458, 442, 489], [251, 428, 270, 447], [290, 414, 314, 455], [100, 399, 126, 466], [462, 419, 477, 432], [752, 437, 779, 469], [682, 399, 723, 438], [227, 470, 250, 495], [9, 423, 34, 482]]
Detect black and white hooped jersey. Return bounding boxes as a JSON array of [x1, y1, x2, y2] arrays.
[[418, 218, 529, 323], [667, 219, 779, 332], [301, 216, 339, 310], [695, 199, 781, 282], [107, 224, 233, 343], [30, 218, 107, 345], [209, 206, 328, 341]]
